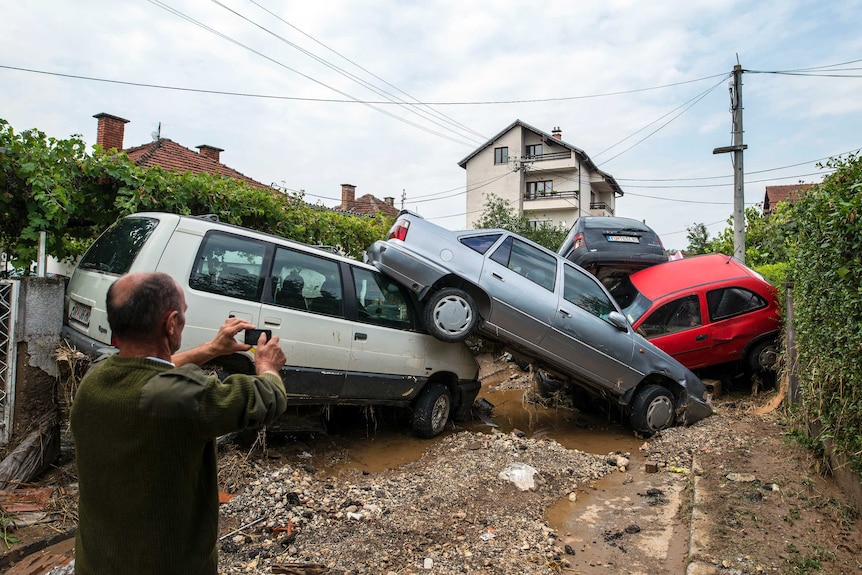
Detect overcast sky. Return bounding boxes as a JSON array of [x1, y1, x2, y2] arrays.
[[3, 0, 861, 250]]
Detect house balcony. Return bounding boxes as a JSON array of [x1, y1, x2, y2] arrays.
[[522, 150, 576, 173], [523, 190, 579, 201], [524, 151, 572, 162], [589, 202, 615, 216]]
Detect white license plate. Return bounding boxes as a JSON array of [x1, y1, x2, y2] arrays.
[[69, 302, 91, 326], [606, 235, 639, 243]]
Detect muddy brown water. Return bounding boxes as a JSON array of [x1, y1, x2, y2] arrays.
[[283, 386, 643, 474], [267, 380, 669, 566]]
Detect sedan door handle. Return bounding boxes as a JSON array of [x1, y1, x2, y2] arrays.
[[695, 334, 708, 341], [491, 272, 504, 281], [355, 332, 367, 341], [558, 309, 572, 318]]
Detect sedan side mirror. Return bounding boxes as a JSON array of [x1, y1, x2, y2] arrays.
[[608, 311, 630, 332]]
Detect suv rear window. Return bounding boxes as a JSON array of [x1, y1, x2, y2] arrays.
[[78, 217, 159, 274]]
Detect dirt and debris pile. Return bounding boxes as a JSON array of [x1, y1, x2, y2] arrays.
[[219, 430, 612, 574]]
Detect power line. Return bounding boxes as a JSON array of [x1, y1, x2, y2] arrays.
[[210, 0, 486, 145], [0, 64, 732, 107], [615, 147, 862, 182], [593, 77, 728, 162], [145, 0, 478, 147], [242, 0, 487, 141]]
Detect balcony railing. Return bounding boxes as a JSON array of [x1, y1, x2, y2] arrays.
[[524, 150, 572, 162], [523, 190, 580, 201], [590, 202, 615, 215]]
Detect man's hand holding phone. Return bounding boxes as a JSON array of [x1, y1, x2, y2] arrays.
[[244, 328, 285, 377]]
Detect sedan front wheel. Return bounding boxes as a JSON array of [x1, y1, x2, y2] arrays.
[[630, 385, 675, 435], [423, 288, 479, 342]]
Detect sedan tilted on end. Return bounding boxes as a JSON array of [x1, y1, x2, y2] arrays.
[[366, 211, 713, 434]]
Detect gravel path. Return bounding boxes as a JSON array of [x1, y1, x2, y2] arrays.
[[219, 429, 615, 574]]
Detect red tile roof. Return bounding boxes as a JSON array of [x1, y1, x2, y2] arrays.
[[335, 193, 399, 218], [124, 138, 270, 189], [763, 184, 813, 213]]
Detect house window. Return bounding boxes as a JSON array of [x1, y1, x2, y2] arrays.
[[494, 147, 508, 165], [528, 219, 552, 230], [526, 144, 542, 158], [525, 180, 553, 199]]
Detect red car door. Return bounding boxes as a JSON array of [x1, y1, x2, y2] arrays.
[[634, 293, 716, 370]]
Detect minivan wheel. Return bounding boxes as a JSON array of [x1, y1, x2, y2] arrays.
[[630, 385, 675, 435], [411, 383, 452, 438], [423, 288, 479, 343]]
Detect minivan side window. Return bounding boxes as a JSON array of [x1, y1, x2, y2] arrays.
[[352, 268, 412, 329], [189, 232, 267, 301], [707, 287, 766, 321], [271, 247, 343, 316], [563, 264, 615, 321], [78, 217, 159, 274]]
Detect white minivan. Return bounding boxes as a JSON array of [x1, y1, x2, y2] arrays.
[[62, 212, 480, 437]]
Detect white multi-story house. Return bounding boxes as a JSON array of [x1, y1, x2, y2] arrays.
[[459, 120, 624, 230]]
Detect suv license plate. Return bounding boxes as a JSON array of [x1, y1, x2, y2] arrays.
[[606, 235, 639, 243], [69, 302, 91, 326]]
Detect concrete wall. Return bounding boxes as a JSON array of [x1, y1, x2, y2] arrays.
[[12, 277, 65, 440]]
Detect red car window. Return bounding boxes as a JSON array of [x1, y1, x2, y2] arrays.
[[638, 295, 702, 338], [706, 287, 766, 321]]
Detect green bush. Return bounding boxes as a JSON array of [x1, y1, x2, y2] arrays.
[[788, 152, 862, 475], [0, 118, 391, 266], [753, 262, 787, 289]]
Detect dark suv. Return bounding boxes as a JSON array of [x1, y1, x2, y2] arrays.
[[557, 216, 667, 287]]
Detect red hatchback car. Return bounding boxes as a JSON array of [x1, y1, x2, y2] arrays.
[[613, 254, 781, 377]]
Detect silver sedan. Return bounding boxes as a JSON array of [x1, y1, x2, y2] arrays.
[[366, 211, 713, 434]]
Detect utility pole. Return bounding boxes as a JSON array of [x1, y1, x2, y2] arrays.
[[713, 63, 747, 263]]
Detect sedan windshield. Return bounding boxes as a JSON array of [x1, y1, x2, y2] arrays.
[[622, 292, 653, 325]]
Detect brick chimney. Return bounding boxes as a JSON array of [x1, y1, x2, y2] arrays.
[[93, 113, 130, 151], [384, 196, 394, 207], [197, 145, 224, 163], [551, 126, 562, 140], [341, 184, 356, 211]]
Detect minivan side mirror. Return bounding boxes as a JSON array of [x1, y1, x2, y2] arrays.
[[608, 311, 630, 332]]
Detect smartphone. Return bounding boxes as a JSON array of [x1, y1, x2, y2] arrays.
[[243, 328, 272, 345]]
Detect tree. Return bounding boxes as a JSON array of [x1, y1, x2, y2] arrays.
[[0, 117, 392, 268], [685, 223, 711, 254], [473, 193, 568, 251]]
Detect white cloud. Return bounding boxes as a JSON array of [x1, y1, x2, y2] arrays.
[[2, 0, 860, 243]]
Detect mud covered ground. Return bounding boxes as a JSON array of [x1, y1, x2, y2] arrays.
[[4, 354, 862, 574]]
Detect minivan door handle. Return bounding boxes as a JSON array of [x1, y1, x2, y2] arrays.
[[355, 332, 367, 341]]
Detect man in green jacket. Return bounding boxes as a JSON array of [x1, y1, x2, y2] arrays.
[[71, 271, 288, 574]]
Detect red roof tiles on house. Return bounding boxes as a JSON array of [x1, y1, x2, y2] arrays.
[[333, 183, 399, 218], [124, 138, 270, 189], [763, 184, 813, 213]]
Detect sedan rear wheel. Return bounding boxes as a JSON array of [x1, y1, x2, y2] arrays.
[[630, 385, 675, 435], [411, 383, 452, 438], [423, 288, 479, 342]]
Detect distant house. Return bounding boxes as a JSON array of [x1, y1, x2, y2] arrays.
[[333, 183, 399, 218], [458, 119, 624, 230], [93, 113, 270, 189], [762, 184, 814, 214]]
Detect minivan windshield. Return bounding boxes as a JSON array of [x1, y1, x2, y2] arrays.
[[78, 217, 159, 274]]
